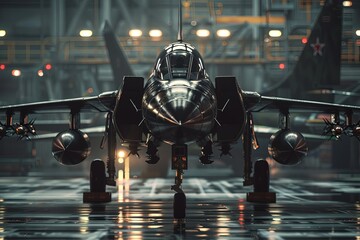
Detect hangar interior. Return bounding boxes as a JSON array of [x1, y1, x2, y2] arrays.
[[0, 0, 360, 239], [0, 0, 360, 102], [0, 0, 359, 172]]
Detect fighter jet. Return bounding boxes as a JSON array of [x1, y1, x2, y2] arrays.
[[0, 0, 359, 220]]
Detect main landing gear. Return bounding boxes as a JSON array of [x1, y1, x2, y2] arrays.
[[83, 113, 115, 203]]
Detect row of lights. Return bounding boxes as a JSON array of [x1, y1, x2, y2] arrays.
[[125, 27, 360, 39], [81, 28, 237, 39], [54, 27, 360, 40], [79, 29, 166, 38], [79, 29, 165, 38], [2, 25, 355, 39], [0, 27, 292, 39], [0, 63, 52, 77], [126, 28, 232, 38], [0, 64, 22, 77], [62, 27, 360, 39]]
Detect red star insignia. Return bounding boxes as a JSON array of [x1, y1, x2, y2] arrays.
[[310, 37, 325, 56]]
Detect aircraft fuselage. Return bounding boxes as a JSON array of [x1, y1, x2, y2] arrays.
[[130, 41, 220, 145], [142, 76, 217, 144]]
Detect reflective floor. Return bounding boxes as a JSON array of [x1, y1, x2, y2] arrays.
[[0, 170, 360, 239]]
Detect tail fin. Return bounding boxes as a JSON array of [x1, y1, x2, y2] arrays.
[[102, 21, 134, 86], [263, 0, 342, 100]]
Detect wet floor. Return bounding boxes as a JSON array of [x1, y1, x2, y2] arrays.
[[0, 171, 360, 239]]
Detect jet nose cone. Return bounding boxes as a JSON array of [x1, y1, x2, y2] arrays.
[[142, 80, 217, 144], [162, 99, 201, 126]]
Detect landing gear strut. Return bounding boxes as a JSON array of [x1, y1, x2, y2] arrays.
[[171, 144, 187, 220], [146, 140, 160, 164], [199, 141, 214, 164]]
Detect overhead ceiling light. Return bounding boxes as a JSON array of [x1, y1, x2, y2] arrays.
[[149, 29, 162, 38], [196, 29, 210, 38], [301, 37, 308, 44], [0, 30, 6, 37], [278, 63, 285, 70], [79, 29, 93, 37], [45, 63, 52, 70], [269, 30, 282, 37], [12, 69, 21, 77], [343, 1, 352, 7], [216, 29, 231, 38], [37, 69, 44, 77], [356, 30, 360, 37], [129, 29, 143, 38]]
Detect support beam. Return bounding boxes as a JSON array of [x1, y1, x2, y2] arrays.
[[116, 0, 135, 28], [252, 0, 260, 40], [139, 0, 148, 31], [216, 16, 285, 25], [101, 0, 112, 26], [66, 0, 90, 36]]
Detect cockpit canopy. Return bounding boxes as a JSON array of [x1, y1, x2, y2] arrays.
[[153, 42, 206, 80]]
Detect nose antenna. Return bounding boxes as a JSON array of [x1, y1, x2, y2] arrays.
[[177, 0, 183, 42]]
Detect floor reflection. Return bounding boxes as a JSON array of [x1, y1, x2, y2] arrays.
[[0, 171, 359, 239]]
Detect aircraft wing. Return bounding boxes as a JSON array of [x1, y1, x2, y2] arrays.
[[0, 91, 117, 114], [246, 92, 360, 113], [253, 125, 327, 140], [30, 126, 106, 140]]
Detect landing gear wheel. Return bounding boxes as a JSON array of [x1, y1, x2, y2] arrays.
[[83, 159, 112, 203], [253, 159, 269, 192], [90, 159, 106, 192], [246, 159, 276, 203], [173, 192, 186, 219]]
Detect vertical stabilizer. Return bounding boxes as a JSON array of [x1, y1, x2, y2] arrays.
[[263, 0, 342, 99], [102, 21, 134, 86]]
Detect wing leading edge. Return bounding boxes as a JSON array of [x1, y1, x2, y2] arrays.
[[0, 91, 117, 115], [244, 91, 360, 114]]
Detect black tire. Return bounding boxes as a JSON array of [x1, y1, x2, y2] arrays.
[[173, 192, 186, 219], [253, 159, 270, 192], [90, 159, 106, 192]]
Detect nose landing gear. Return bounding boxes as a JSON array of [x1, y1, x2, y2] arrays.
[[171, 144, 188, 221], [172, 168, 186, 219]]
